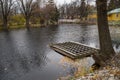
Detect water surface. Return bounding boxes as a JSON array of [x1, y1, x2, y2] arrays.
[[0, 24, 120, 80]]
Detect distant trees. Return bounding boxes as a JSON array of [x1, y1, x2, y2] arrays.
[[17, 0, 37, 30], [108, 0, 120, 11], [79, 0, 86, 20], [0, 0, 14, 31], [45, 0, 59, 24], [59, 0, 93, 20], [39, 0, 59, 25], [59, 0, 81, 19], [108, 0, 116, 11], [0, 0, 59, 30], [30, 1, 41, 24]]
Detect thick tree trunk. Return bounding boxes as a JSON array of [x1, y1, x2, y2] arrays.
[[3, 18, 8, 31], [26, 17, 30, 30], [93, 0, 115, 66]]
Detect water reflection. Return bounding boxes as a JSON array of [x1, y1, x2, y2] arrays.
[[0, 24, 120, 80]]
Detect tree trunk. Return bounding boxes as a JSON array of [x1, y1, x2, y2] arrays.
[[26, 17, 30, 30], [93, 0, 115, 66], [3, 18, 8, 31]]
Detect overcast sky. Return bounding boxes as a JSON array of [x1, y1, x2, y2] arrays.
[[55, 0, 73, 5], [55, 0, 95, 6]]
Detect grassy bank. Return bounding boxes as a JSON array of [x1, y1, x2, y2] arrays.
[[109, 21, 120, 26], [58, 54, 120, 80], [0, 23, 58, 31], [0, 25, 34, 31]]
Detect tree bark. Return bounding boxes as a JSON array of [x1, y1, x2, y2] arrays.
[[3, 17, 8, 31], [26, 17, 30, 30], [93, 0, 115, 66]]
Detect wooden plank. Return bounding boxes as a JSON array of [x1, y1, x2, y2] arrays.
[[51, 46, 77, 59]]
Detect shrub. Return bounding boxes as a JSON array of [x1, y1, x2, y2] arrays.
[[10, 14, 25, 25]]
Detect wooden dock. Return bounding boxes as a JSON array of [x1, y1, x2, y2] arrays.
[[50, 42, 99, 59]]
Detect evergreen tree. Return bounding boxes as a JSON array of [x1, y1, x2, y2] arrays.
[[79, 0, 86, 20], [108, 0, 120, 11], [44, 0, 59, 24], [118, 0, 120, 8], [108, 0, 116, 11]]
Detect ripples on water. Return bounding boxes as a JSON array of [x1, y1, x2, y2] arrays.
[[0, 24, 120, 80]]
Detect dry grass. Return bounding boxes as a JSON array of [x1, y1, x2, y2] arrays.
[[59, 54, 120, 80]]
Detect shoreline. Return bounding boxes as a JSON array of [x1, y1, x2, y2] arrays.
[[0, 22, 120, 32], [59, 19, 120, 26], [0, 23, 58, 32]]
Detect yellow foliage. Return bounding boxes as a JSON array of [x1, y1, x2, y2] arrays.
[[10, 14, 25, 26]]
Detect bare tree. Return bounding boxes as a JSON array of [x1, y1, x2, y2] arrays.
[[17, 0, 37, 30], [93, 0, 115, 66], [0, 0, 14, 31], [12, 3, 19, 15]]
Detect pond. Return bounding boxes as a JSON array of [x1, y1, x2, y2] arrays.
[[0, 24, 120, 80]]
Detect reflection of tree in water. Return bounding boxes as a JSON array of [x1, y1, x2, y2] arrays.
[[18, 52, 47, 73], [0, 30, 49, 80], [78, 26, 99, 48], [19, 56, 30, 73], [0, 62, 5, 78], [23, 30, 49, 68], [43, 25, 59, 43], [78, 26, 90, 44], [31, 52, 44, 67]]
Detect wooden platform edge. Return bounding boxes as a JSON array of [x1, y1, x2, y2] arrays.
[[50, 45, 77, 59], [70, 41, 100, 50]]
